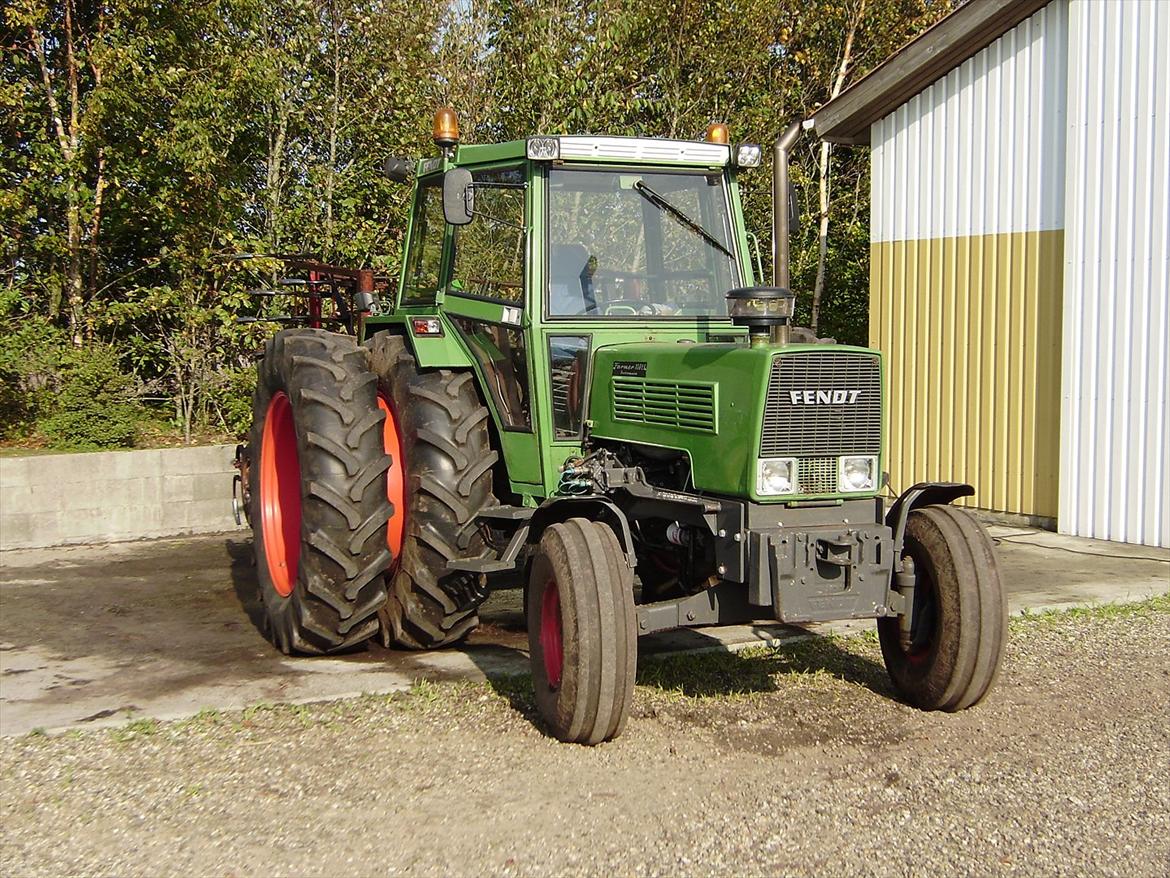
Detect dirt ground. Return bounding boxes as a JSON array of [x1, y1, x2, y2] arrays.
[[2, 526, 1167, 736], [1, 599, 1167, 878]]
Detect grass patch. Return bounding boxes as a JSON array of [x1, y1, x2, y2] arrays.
[[1013, 592, 1170, 628], [113, 718, 160, 742], [16, 594, 1164, 748]]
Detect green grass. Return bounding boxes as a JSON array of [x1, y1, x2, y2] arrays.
[[1013, 592, 1170, 627], [113, 718, 160, 742], [635, 634, 891, 703]]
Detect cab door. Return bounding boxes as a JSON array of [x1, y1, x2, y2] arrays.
[[441, 164, 543, 489]]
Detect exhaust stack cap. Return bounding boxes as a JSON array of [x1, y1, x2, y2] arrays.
[[727, 286, 796, 347], [726, 286, 796, 327]]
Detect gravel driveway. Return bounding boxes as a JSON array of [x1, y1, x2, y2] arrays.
[[2, 598, 1167, 878]]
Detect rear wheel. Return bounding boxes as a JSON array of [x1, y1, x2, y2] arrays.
[[527, 519, 636, 744], [249, 329, 392, 654], [877, 505, 1007, 710], [366, 332, 499, 649]]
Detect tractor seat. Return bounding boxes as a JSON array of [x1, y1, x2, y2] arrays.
[[548, 243, 597, 315]]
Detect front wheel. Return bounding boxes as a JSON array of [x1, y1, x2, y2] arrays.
[[527, 519, 636, 745], [877, 505, 1007, 711]]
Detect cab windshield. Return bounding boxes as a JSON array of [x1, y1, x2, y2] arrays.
[[546, 167, 740, 319]]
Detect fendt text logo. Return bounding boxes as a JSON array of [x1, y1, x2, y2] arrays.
[[788, 390, 862, 405]]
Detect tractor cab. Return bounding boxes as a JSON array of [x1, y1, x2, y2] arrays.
[[375, 114, 767, 502]]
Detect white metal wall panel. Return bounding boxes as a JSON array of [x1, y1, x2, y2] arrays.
[[870, 0, 1068, 243], [1059, 0, 1170, 547]]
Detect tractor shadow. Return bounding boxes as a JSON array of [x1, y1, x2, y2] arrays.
[[634, 624, 893, 701], [222, 548, 893, 727], [225, 537, 267, 636], [481, 622, 895, 737]]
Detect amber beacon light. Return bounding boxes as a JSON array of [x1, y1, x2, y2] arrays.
[[433, 107, 460, 150], [705, 122, 730, 144]]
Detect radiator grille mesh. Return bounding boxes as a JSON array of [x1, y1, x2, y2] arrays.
[[795, 457, 839, 495], [761, 353, 882, 458]]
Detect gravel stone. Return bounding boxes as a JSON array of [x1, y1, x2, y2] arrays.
[[1, 604, 1167, 877]]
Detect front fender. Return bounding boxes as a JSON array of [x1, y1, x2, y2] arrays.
[[528, 497, 637, 569], [885, 482, 976, 570]]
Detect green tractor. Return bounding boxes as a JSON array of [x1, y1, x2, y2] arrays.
[[241, 109, 1006, 744]]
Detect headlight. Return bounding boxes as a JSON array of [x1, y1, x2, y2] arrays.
[[733, 143, 762, 168], [526, 136, 560, 161], [838, 456, 877, 493], [757, 458, 797, 496]]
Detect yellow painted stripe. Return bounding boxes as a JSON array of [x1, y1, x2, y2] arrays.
[[871, 231, 1063, 518]]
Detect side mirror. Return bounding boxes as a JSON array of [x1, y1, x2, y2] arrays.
[[382, 156, 414, 183], [443, 168, 474, 226], [788, 181, 800, 231]]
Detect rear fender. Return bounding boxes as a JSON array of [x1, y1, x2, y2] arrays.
[[362, 316, 476, 369], [885, 482, 976, 570]]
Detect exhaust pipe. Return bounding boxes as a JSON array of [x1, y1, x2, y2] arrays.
[[771, 120, 805, 289]]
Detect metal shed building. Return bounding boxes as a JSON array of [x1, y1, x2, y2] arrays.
[[811, 0, 1169, 548]]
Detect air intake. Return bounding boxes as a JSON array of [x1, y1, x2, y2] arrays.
[[612, 378, 717, 433]]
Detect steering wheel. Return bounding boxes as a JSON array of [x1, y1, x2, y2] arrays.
[[603, 299, 676, 316]]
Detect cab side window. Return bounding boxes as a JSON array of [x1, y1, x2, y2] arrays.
[[402, 177, 445, 303], [449, 167, 525, 303]]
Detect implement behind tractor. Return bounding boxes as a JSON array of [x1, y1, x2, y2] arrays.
[[237, 109, 1006, 744]]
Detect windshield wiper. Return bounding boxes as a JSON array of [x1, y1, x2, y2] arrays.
[[632, 180, 734, 260]]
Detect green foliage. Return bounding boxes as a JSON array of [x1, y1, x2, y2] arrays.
[[1, 0, 953, 448], [39, 346, 143, 450], [208, 366, 258, 438], [0, 311, 69, 439]]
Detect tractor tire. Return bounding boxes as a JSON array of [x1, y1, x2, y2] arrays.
[[527, 519, 637, 745], [365, 332, 499, 649], [249, 329, 392, 655], [877, 505, 1007, 711]]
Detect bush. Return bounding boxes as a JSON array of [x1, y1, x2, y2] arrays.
[[39, 346, 143, 450], [0, 315, 69, 440], [207, 364, 258, 437]]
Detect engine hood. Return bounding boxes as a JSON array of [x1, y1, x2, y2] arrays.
[[586, 340, 884, 501]]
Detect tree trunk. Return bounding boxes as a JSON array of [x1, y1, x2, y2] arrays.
[[88, 147, 106, 306], [323, 0, 341, 257], [812, 0, 865, 334], [30, 4, 89, 344]]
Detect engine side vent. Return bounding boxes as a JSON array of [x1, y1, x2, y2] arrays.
[[761, 353, 881, 458], [612, 378, 717, 433]]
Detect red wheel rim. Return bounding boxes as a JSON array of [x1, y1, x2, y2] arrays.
[[377, 394, 406, 565], [540, 578, 563, 689], [260, 392, 301, 598]]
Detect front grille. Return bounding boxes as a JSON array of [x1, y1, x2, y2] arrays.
[[612, 377, 717, 433], [796, 457, 839, 495], [761, 353, 881, 458]]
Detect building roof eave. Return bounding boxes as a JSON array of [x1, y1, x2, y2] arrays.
[[810, 0, 1052, 145]]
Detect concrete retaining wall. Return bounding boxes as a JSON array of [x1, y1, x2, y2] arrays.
[[0, 444, 240, 550]]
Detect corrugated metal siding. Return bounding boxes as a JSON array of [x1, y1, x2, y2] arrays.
[[871, 233, 1064, 517], [868, 1, 1068, 519], [871, 0, 1068, 242], [1059, 0, 1170, 547]]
